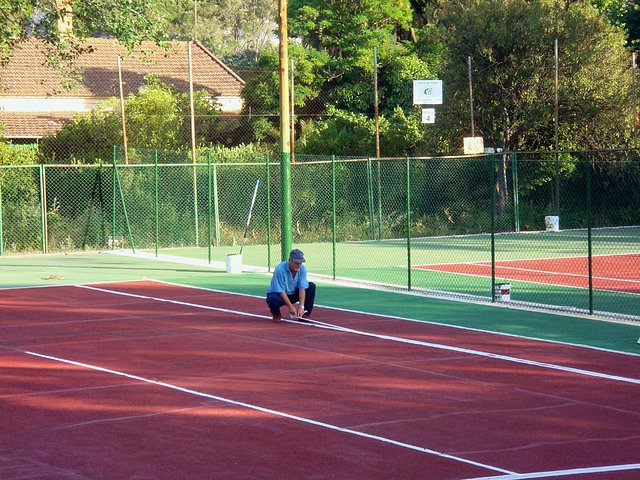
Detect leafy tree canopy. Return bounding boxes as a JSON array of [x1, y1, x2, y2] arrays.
[[1, 0, 169, 64], [156, 0, 277, 61], [590, 0, 640, 49], [436, 0, 632, 152]]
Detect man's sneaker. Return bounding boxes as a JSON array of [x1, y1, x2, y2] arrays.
[[272, 314, 282, 322]]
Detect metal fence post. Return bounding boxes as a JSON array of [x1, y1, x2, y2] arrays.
[[332, 154, 337, 280], [367, 157, 375, 240], [512, 151, 520, 232], [0, 175, 3, 256], [39, 164, 47, 254], [112, 146, 117, 246], [207, 151, 212, 264], [586, 155, 593, 314], [406, 157, 412, 291], [154, 149, 159, 257], [193, 162, 199, 247], [212, 162, 220, 248], [491, 156, 496, 302], [265, 153, 272, 271]]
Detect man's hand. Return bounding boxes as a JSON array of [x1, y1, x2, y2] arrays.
[[288, 304, 305, 318]]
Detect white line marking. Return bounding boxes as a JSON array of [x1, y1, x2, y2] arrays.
[[462, 462, 640, 479], [465, 262, 640, 285], [136, 279, 640, 357], [76, 284, 640, 385], [77, 284, 267, 320], [299, 318, 640, 385], [19, 349, 514, 475]]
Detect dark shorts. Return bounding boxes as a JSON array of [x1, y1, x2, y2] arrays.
[[266, 282, 316, 316]]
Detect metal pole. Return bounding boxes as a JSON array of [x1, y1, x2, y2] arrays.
[[555, 39, 559, 153], [406, 157, 412, 291], [332, 154, 337, 280], [586, 157, 593, 314], [512, 152, 520, 232], [266, 154, 272, 271], [367, 158, 375, 240], [188, 41, 200, 245], [374, 47, 380, 158], [291, 59, 295, 164], [212, 162, 220, 246], [207, 151, 212, 264], [374, 47, 383, 240], [239, 179, 260, 255], [39, 164, 47, 254], [112, 146, 116, 245], [0, 177, 3, 256], [117, 56, 129, 165], [193, 0, 198, 40], [491, 157, 496, 301], [554, 38, 560, 216], [376, 159, 382, 240], [279, 0, 292, 259], [633, 52, 638, 146], [468, 56, 475, 137], [154, 149, 159, 257]]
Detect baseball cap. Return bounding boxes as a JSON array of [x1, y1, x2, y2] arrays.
[[289, 249, 306, 263]]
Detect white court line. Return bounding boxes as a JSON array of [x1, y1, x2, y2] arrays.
[[462, 462, 640, 479], [417, 257, 640, 285], [150, 279, 640, 357], [77, 284, 640, 386], [465, 262, 640, 285], [415, 264, 640, 297], [18, 349, 514, 476]]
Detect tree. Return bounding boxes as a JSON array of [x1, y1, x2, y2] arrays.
[[590, 0, 640, 50], [1, 0, 169, 65], [39, 77, 225, 162], [435, 0, 633, 212], [156, 0, 278, 61], [290, 0, 416, 113]]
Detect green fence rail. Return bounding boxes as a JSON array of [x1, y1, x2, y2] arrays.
[[1, 149, 639, 322]]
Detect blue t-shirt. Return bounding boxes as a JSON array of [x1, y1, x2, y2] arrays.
[[267, 260, 309, 295]]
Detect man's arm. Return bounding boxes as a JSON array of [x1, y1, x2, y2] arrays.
[[278, 291, 298, 316], [293, 289, 305, 317]]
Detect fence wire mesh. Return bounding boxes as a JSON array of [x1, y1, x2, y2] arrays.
[[1, 150, 638, 322]]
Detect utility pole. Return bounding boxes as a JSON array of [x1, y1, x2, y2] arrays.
[[468, 56, 475, 137], [279, 0, 292, 259]]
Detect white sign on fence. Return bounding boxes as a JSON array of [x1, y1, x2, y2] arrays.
[[421, 108, 436, 124], [413, 80, 443, 105], [463, 136, 484, 155]]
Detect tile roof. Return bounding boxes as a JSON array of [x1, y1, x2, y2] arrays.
[[0, 111, 76, 139], [0, 38, 246, 139], [0, 37, 245, 98]]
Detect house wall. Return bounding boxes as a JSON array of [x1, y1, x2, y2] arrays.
[[0, 97, 104, 113], [1, 95, 242, 114]]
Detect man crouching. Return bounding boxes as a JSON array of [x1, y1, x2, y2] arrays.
[[266, 248, 316, 322]]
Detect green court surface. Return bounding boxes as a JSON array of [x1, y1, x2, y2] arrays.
[[1, 251, 639, 354], [141, 226, 640, 319]]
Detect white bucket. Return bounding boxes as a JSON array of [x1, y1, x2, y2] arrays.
[[225, 254, 242, 274], [493, 283, 511, 302], [544, 215, 560, 232]]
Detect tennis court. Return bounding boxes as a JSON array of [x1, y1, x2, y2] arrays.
[[143, 226, 640, 319], [416, 253, 640, 294], [2, 255, 640, 479]]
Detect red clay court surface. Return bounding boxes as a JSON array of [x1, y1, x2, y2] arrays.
[[1, 280, 640, 479], [416, 253, 640, 294]]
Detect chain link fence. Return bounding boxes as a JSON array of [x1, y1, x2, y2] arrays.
[[1, 149, 639, 322]]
